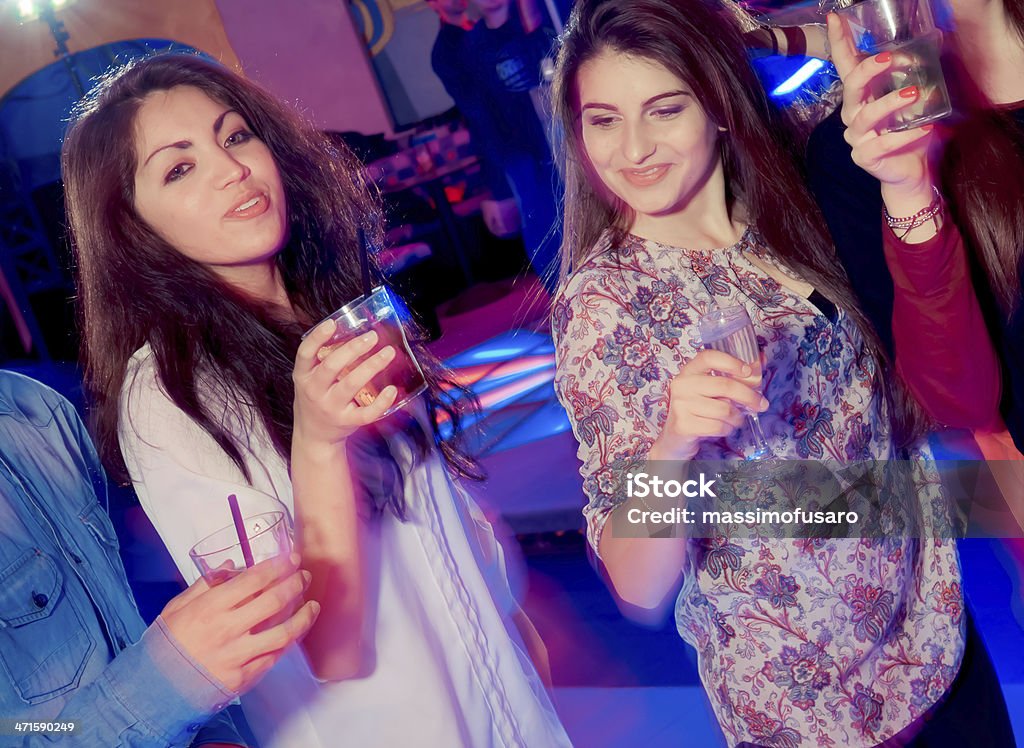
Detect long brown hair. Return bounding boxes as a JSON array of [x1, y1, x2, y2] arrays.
[[938, 0, 1024, 317], [551, 0, 927, 446], [1007, 0, 1024, 44], [941, 112, 1024, 317], [63, 53, 480, 492]]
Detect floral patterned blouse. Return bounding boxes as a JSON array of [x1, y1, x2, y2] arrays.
[[552, 229, 965, 747]]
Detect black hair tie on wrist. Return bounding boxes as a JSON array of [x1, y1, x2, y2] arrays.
[[782, 26, 807, 57]]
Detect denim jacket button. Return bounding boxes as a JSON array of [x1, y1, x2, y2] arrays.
[[32, 592, 48, 608]]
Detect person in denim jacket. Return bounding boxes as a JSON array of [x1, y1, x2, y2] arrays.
[[0, 370, 319, 746]]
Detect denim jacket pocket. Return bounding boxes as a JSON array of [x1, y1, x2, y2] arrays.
[[0, 549, 94, 704]]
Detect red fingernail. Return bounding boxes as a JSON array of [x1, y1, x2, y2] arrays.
[[875, 52, 892, 63], [920, 124, 934, 132], [899, 86, 919, 98]]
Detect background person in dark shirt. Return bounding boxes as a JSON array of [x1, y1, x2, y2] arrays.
[[467, 0, 563, 294], [427, 0, 514, 200]]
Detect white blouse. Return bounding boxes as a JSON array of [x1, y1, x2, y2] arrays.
[[119, 344, 571, 748]]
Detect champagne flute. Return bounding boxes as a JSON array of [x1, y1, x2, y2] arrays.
[[697, 305, 775, 460]]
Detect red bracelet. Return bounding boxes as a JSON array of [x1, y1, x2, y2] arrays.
[[883, 186, 944, 239]]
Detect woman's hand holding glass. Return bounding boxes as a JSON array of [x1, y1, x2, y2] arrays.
[[292, 320, 400, 448], [827, 12, 941, 234], [649, 349, 770, 462]]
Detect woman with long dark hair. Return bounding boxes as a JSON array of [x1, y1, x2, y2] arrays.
[[62, 53, 570, 748], [550, 0, 1013, 744]]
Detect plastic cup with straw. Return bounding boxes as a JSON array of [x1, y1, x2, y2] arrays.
[[189, 493, 293, 583]]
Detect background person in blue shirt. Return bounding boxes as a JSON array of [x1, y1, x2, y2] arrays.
[[0, 370, 319, 746], [467, 0, 563, 294], [426, 0, 517, 208]]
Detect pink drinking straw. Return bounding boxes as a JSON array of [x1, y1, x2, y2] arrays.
[[227, 493, 255, 568]]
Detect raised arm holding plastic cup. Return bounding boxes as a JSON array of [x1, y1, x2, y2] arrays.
[[826, 11, 943, 242], [826, 10, 1003, 428], [289, 321, 400, 680]]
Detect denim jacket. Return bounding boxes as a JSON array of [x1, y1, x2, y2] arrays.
[[0, 371, 244, 746]]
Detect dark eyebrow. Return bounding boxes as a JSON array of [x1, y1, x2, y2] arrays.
[[581, 90, 689, 114], [643, 90, 689, 106], [212, 108, 237, 135], [142, 108, 237, 167]]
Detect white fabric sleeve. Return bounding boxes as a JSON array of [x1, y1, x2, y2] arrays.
[[118, 350, 290, 586]]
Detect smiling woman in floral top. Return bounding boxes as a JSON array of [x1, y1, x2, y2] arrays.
[[550, 0, 1014, 745]]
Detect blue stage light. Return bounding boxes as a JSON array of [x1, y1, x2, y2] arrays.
[[771, 58, 826, 96]]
